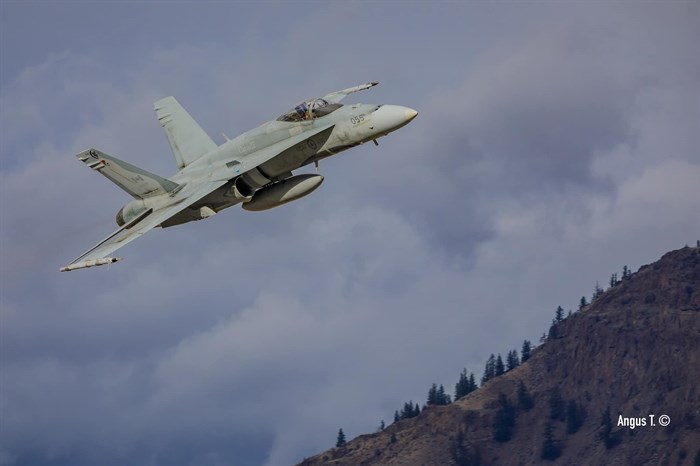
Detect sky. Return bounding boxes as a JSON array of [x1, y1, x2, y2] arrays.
[[1, 1, 698, 465]]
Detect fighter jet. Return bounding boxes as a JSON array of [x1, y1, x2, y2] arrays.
[[60, 82, 417, 271]]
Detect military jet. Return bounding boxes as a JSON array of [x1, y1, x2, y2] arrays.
[[60, 82, 417, 271]]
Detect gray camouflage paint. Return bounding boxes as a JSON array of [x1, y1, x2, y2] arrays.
[[62, 83, 417, 270]]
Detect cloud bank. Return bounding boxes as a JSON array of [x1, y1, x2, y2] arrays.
[[1, 2, 697, 465]]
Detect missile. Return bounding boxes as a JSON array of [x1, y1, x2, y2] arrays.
[[60, 257, 121, 272], [243, 174, 324, 212]]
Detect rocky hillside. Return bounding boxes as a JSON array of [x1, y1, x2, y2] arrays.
[[298, 247, 700, 466]]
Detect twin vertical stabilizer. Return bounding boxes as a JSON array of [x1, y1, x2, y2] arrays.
[[154, 96, 218, 169]]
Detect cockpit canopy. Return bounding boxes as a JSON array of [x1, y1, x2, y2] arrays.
[[277, 98, 343, 122]]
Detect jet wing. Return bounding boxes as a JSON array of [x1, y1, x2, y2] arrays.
[[60, 123, 337, 271], [59, 179, 228, 271], [322, 82, 379, 103]]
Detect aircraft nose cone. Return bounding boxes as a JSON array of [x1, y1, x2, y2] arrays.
[[404, 107, 418, 122], [371, 105, 418, 135]]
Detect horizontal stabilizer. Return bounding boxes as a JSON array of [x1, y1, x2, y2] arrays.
[[77, 148, 179, 199]]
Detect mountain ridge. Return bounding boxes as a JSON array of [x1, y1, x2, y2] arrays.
[[298, 246, 700, 466]]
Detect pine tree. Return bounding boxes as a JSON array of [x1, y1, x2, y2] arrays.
[[521, 340, 532, 363], [566, 399, 585, 434], [555, 306, 564, 323], [495, 354, 505, 376], [517, 380, 534, 411], [451, 429, 470, 466], [336, 428, 346, 447], [592, 282, 604, 301], [390, 432, 397, 444], [429, 384, 451, 406], [599, 406, 619, 448], [506, 349, 520, 371], [492, 393, 516, 442], [427, 383, 438, 406], [578, 296, 588, 311], [451, 429, 481, 466], [540, 422, 561, 460], [468, 372, 478, 393], [481, 354, 496, 384], [395, 400, 421, 421], [609, 273, 618, 288], [437, 384, 451, 405], [552, 303, 566, 331], [548, 387, 565, 421], [455, 369, 470, 401], [400, 401, 420, 419], [379, 420, 385, 431], [622, 265, 631, 280], [409, 401, 415, 417]]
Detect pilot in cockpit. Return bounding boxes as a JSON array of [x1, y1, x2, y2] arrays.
[[277, 98, 343, 122], [294, 102, 309, 120]]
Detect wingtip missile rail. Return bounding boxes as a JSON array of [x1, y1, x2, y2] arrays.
[[60, 257, 121, 272]]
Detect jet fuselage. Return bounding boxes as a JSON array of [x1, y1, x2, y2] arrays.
[[149, 102, 417, 227], [62, 83, 418, 271]]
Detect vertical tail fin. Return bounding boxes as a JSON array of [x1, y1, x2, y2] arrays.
[[77, 148, 179, 199], [154, 96, 218, 169]]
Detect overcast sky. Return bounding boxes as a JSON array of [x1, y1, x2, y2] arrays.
[[1, 1, 698, 465]]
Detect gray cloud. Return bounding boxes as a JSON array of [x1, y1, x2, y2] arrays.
[[1, 2, 698, 465]]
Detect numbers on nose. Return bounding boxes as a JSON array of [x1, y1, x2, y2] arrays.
[[350, 114, 366, 125]]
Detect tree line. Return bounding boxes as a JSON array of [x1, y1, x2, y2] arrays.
[[334, 263, 636, 453], [387, 338, 534, 429]]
